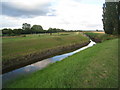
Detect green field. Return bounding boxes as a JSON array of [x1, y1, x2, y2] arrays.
[[5, 38, 118, 88], [2, 32, 89, 61]]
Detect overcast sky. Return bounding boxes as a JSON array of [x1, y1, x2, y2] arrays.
[[0, 0, 105, 30]]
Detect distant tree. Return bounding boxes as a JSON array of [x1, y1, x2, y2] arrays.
[[22, 23, 31, 30], [96, 29, 99, 32], [47, 28, 53, 35], [31, 25, 44, 33], [2, 28, 13, 36], [47, 28, 65, 33], [13, 29, 23, 35]]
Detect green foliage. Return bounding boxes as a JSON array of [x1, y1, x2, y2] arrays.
[[5, 39, 118, 88], [22, 23, 31, 30], [102, 2, 119, 35], [13, 29, 23, 35], [31, 25, 44, 33], [2, 25, 66, 36], [2, 28, 13, 36], [47, 28, 65, 33]]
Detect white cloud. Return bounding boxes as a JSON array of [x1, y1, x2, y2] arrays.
[[44, 0, 104, 30], [1, 0, 104, 30]]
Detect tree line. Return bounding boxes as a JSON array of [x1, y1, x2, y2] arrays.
[[2, 24, 66, 36], [102, 1, 120, 35]]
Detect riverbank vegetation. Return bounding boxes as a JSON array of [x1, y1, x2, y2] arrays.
[[84, 32, 118, 42], [5, 37, 118, 88]]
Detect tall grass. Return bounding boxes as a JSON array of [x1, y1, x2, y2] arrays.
[[2, 32, 89, 61], [84, 32, 118, 41]]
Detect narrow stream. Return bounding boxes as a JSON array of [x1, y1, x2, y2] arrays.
[[2, 39, 96, 85]]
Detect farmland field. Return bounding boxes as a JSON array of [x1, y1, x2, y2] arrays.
[[2, 32, 89, 61]]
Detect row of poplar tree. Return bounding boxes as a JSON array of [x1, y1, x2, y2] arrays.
[[102, 1, 120, 35]]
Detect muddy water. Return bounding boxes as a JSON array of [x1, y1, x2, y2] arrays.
[[2, 39, 96, 85]]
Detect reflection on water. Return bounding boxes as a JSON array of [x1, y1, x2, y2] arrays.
[[2, 40, 96, 85], [2, 59, 52, 85]]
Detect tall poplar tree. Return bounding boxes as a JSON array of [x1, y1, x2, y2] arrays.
[[102, 1, 119, 35]]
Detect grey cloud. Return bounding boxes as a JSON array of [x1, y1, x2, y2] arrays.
[[1, 2, 56, 18]]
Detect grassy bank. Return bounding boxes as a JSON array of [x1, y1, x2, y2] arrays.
[[5, 38, 118, 88], [3, 32, 89, 61], [84, 32, 118, 42]]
